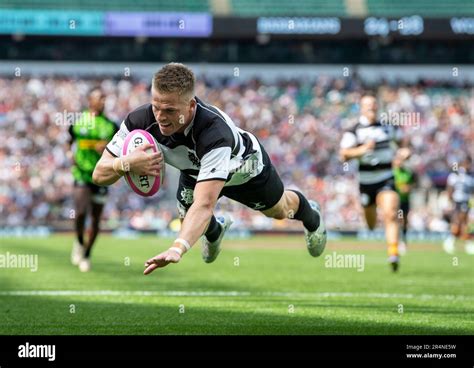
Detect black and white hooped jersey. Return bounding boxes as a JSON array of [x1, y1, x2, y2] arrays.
[[106, 97, 264, 186], [340, 117, 402, 185], [447, 169, 474, 203]]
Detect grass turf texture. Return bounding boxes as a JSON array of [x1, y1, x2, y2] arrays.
[[0, 234, 473, 335]]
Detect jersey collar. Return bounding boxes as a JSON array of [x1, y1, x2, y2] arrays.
[[183, 98, 197, 136], [359, 116, 371, 126]]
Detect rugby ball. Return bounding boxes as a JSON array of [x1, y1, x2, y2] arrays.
[[121, 129, 164, 197]]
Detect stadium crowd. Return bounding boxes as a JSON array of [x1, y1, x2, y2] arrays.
[[0, 74, 472, 232]]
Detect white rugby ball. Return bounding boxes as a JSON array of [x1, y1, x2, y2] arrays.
[[121, 129, 164, 197]]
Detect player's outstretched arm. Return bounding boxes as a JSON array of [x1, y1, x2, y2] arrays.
[[144, 179, 225, 275], [92, 144, 162, 186], [395, 147, 411, 161], [339, 141, 375, 161]]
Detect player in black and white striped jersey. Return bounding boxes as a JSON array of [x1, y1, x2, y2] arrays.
[[93, 63, 327, 273], [340, 95, 406, 272], [443, 157, 474, 254]]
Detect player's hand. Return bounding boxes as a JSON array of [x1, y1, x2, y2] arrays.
[[399, 184, 410, 193], [126, 144, 163, 176], [94, 141, 108, 154], [396, 147, 411, 161], [363, 140, 376, 153], [143, 249, 181, 275]]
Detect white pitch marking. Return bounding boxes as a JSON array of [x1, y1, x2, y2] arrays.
[[0, 290, 472, 300]]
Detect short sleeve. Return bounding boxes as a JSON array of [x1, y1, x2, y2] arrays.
[[106, 120, 129, 157], [195, 120, 234, 182], [197, 146, 232, 182], [340, 131, 357, 149], [447, 173, 456, 187]]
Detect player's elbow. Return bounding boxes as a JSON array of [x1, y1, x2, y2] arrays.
[[339, 149, 348, 162], [92, 168, 102, 186], [92, 165, 107, 186]]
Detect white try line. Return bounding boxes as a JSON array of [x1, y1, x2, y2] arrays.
[[0, 290, 473, 301]]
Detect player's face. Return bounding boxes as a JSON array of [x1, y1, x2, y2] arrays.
[[151, 88, 195, 136], [360, 96, 378, 123], [89, 90, 105, 114], [460, 159, 471, 171]]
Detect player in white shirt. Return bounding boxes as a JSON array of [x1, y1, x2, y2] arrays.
[[93, 63, 327, 273], [443, 157, 474, 254], [340, 95, 407, 271]]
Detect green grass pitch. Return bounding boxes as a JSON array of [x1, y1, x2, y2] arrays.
[[0, 234, 473, 335]]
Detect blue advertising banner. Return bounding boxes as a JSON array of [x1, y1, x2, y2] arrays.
[[0, 10, 212, 37], [104, 12, 212, 37], [0, 9, 104, 35]]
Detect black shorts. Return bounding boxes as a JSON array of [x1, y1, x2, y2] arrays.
[[400, 201, 410, 220], [359, 177, 396, 208], [176, 147, 284, 217], [454, 201, 470, 214], [74, 180, 108, 204]]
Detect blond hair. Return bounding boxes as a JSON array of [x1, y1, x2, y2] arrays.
[[152, 63, 195, 100]]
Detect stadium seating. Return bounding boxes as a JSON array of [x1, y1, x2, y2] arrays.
[[230, 0, 347, 16], [0, 75, 471, 232], [366, 0, 474, 17], [2, 0, 473, 16], [0, 0, 210, 11]]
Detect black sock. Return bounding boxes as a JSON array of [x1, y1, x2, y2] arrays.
[[205, 216, 222, 242], [290, 190, 320, 232]]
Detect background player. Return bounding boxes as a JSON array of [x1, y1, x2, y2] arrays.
[[393, 147, 416, 254], [443, 157, 474, 254], [68, 87, 118, 272], [339, 94, 405, 271], [92, 63, 327, 274]]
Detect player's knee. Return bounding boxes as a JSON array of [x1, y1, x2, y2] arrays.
[[383, 209, 397, 222], [451, 224, 460, 236], [272, 211, 287, 220], [91, 218, 101, 230], [367, 220, 376, 230], [263, 207, 286, 220], [75, 211, 87, 220], [74, 200, 88, 217]]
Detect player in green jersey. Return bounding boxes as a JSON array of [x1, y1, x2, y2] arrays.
[[68, 87, 118, 272], [393, 148, 416, 254]]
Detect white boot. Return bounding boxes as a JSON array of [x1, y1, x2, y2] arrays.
[[305, 200, 327, 257], [79, 258, 91, 272], [201, 215, 233, 263], [465, 241, 474, 255], [71, 240, 85, 266], [443, 235, 456, 254]]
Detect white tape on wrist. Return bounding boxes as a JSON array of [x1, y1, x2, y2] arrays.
[[120, 158, 130, 172], [112, 158, 129, 176], [169, 247, 183, 256], [112, 158, 122, 175], [174, 238, 191, 251]]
